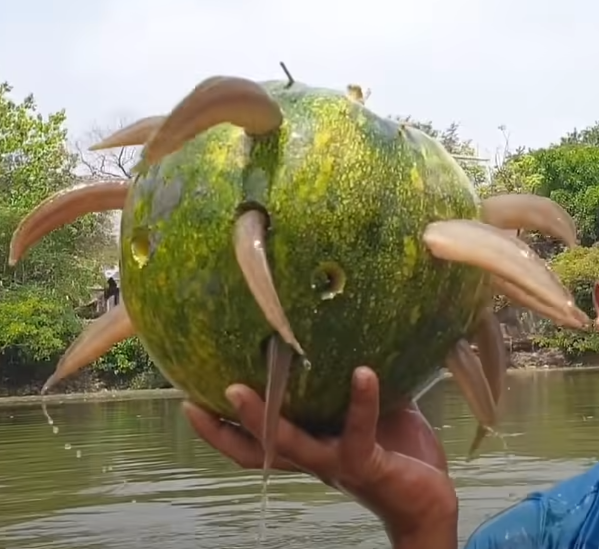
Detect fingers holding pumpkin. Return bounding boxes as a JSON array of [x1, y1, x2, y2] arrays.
[[182, 400, 296, 471], [224, 384, 331, 476], [184, 368, 389, 487], [222, 368, 382, 485]]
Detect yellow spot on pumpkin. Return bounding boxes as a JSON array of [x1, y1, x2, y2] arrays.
[[402, 236, 418, 276], [410, 166, 424, 191], [204, 127, 243, 171], [314, 157, 334, 196], [205, 142, 231, 171], [314, 131, 332, 151]]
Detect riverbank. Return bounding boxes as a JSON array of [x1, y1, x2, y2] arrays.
[[0, 366, 171, 399], [0, 387, 183, 407], [3, 363, 599, 408], [2, 335, 597, 403]]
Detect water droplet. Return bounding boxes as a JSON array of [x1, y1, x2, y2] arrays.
[[64, 443, 72, 450], [76, 450, 82, 458], [52, 426, 59, 434]]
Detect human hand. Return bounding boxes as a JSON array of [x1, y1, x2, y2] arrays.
[[183, 366, 458, 548]]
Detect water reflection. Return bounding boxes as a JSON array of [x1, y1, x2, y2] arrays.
[[1, 370, 599, 548]]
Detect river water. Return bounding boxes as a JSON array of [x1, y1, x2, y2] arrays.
[[1, 369, 598, 548]]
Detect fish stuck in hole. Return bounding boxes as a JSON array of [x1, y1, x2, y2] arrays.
[[262, 333, 294, 472], [231, 207, 305, 541], [257, 333, 295, 542]]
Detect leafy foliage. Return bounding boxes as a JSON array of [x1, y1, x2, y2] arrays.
[[93, 337, 154, 376], [487, 150, 542, 196], [0, 83, 115, 295], [529, 145, 599, 246], [0, 285, 81, 364], [489, 122, 599, 247], [560, 122, 599, 147], [0, 81, 140, 389], [533, 247, 599, 357]]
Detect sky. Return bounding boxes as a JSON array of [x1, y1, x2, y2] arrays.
[[1, 0, 598, 163]]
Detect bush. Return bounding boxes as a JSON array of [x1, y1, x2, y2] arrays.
[[0, 285, 82, 364], [92, 336, 155, 378], [533, 246, 599, 357]]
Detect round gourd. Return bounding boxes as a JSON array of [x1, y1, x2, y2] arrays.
[[120, 81, 488, 434], [11, 73, 585, 453]]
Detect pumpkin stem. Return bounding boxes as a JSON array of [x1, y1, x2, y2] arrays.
[[346, 84, 369, 104], [279, 61, 295, 89]]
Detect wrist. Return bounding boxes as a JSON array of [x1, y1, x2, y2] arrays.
[[354, 467, 458, 544]]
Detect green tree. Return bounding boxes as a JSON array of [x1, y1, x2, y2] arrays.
[[534, 246, 599, 358], [0, 82, 115, 382], [560, 121, 599, 147], [524, 145, 599, 247], [488, 149, 541, 196], [0, 82, 115, 296]]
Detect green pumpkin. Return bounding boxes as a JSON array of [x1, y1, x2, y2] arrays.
[[11, 72, 585, 452], [118, 80, 489, 435]]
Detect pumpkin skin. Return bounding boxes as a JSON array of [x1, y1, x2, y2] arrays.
[[119, 80, 490, 435]]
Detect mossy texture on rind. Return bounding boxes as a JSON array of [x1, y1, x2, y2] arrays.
[[120, 80, 489, 435]]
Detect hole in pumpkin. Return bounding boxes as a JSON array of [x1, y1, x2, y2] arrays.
[[130, 227, 151, 268], [311, 261, 346, 301], [235, 200, 271, 230]]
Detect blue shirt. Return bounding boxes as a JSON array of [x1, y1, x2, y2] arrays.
[[465, 463, 599, 548]]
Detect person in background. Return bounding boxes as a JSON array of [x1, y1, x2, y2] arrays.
[[184, 366, 599, 549]]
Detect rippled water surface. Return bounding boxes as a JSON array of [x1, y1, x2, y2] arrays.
[[2, 369, 599, 548]]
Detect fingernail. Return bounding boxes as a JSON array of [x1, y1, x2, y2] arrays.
[[354, 367, 371, 390], [225, 386, 243, 410]]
